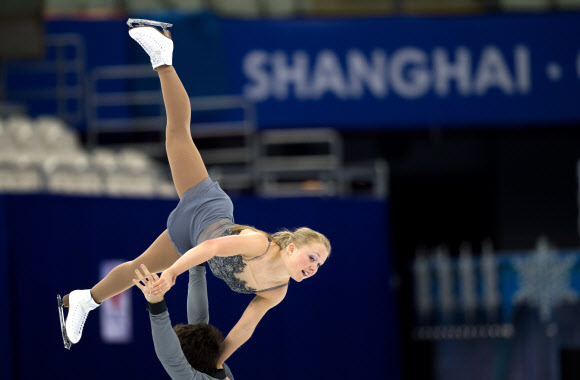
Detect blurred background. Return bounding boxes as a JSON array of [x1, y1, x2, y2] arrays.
[[1, 0, 580, 379]]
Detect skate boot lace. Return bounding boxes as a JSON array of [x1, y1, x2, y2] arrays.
[[134, 32, 165, 55], [69, 302, 89, 336]]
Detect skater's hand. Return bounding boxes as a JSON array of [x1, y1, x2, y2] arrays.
[[133, 264, 165, 303], [150, 268, 177, 296]]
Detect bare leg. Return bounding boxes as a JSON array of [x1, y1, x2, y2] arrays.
[[157, 64, 209, 198], [63, 230, 179, 306]]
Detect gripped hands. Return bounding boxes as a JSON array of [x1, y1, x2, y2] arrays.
[[149, 267, 177, 296], [133, 264, 166, 303]]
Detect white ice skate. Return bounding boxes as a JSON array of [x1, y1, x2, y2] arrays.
[[64, 289, 99, 345], [127, 18, 174, 70]]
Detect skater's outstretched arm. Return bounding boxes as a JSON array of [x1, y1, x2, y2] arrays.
[[218, 286, 287, 366], [151, 233, 271, 295], [186, 266, 236, 379], [134, 267, 199, 379], [187, 266, 209, 325]]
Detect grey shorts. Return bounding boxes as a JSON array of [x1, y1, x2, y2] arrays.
[[166, 177, 234, 255]]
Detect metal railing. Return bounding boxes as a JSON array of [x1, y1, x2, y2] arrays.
[[4, 34, 86, 125], [257, 128, 388, 197], [86, 63, 258, 191]]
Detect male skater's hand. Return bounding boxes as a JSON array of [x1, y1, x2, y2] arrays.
[[133, 264, 165, 304]]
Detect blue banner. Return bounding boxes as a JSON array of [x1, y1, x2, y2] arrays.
[[6, 13, 580, 130], [0, 197, 12, 380], [223, 13, 580, 129], [0, 194, 397, 380]]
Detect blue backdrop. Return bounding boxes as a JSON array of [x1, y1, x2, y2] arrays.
[[5, 12, 580, 130], [0, 193, 396, 380], [223, 13, 580, 128]]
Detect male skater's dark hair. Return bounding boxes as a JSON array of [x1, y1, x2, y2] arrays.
[[174, 323, 224, 374]]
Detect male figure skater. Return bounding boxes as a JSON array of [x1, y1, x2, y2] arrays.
[[134, 264, 233, 380]]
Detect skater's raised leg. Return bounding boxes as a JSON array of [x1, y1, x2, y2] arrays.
[[158, 65, 209, 197], [128, 22, 210, 197]]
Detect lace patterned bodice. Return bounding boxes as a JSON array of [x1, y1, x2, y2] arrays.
[[206, 229, 288, 294]]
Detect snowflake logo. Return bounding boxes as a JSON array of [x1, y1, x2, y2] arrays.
[[512, 244, 578, 322]]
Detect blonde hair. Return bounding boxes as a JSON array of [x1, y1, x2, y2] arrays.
[[230, 224, 331, 255]]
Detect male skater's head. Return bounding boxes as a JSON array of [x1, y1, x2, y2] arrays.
[[173, 323, 224, 375]]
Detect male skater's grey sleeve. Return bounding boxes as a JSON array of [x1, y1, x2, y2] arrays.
[[187, 266, 209, 325], [149, 300, 216, 380], [187, 266, 234, 380]]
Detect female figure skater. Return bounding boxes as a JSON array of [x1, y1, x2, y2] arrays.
[[61, 19, 331, 367]]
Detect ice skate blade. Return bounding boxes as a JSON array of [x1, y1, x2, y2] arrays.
[[57, 294, 72, 350], [127, 18, 173, 31]]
